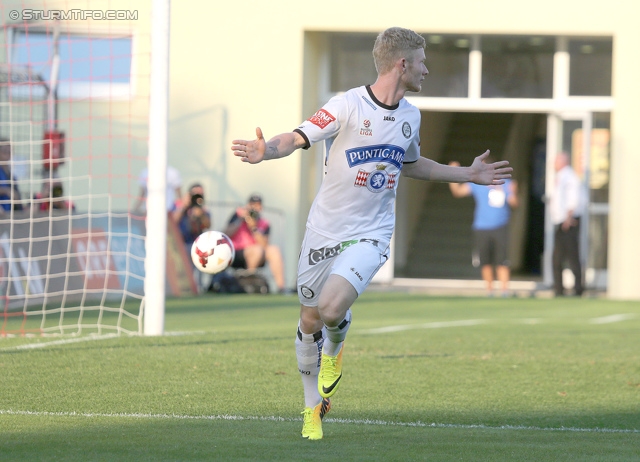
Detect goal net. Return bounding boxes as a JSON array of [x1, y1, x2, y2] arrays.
[[0, 1, 171, 337]]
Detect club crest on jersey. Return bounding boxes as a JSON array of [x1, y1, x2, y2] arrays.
[[354, 164, 397, 193], [308, 109, 336, 129], [360, 119, 373, 137], [402, 122, 412, 139], [300, 285, 315, 299]]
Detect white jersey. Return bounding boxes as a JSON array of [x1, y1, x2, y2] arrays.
[[295, 85, 421, 246]]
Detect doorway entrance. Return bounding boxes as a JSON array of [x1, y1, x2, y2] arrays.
[[544, 112, 610, 290], [393, 111, 547, 282], [386, 109, 610, 291]]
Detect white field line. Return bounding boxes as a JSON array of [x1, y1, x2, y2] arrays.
[[589, 313, 637, 324], [2, 312, 637, 349], [361, 312, 639, 335], [0, 331, 205, 352], [359, 319, 488, 334], [0, 333, 120, 351], [519, 318, 543, 325], [0, 409, 637, 434]]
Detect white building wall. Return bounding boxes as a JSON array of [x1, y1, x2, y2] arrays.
[[170, 0, 639, 298]]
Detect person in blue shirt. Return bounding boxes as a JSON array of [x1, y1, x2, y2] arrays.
[[449, 160, 518, 296], [0, 140, 23, 215]]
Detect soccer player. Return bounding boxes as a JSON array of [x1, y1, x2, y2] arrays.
[[228, 27, 512, 440]]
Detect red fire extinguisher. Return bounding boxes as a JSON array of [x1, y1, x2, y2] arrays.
[[43, 130, 65, 171]]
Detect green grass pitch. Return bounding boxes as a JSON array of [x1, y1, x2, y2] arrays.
[[1, 292, 639, 461]]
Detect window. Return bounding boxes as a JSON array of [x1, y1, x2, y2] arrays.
[[569, 38, 612, 96], [420, 34, 469, 98], [329, 33, 378, 92], [329, 33, 469, 97], [325, 32, 613, 101], [589, 113, 611, 202], [481, 35, 554, 98], [10, 28, 134, 99]]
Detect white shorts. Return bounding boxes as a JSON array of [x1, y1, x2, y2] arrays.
[[296, 228, 390, 306]]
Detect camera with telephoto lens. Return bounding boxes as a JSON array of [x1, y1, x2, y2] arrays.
[[52, 185, 63, 198], [190, 193, 204, 207], [248, 209, 260, 220]]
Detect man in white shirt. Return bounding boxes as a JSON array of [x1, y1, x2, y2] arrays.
[[226, 27, 512, 440], [550, 151, 584, 297], [132, 165, 182, 214]]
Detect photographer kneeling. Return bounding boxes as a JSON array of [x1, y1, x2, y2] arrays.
[[224, 194, 287, 293], [33, 181, 75, 212], [173, 183, 212, 292]]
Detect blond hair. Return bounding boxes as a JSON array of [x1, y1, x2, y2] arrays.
[[372, 27, 426, 74]]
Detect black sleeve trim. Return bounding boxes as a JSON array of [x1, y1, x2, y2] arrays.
[[294, 128, 311, 150], [403, 159, 419, 164]]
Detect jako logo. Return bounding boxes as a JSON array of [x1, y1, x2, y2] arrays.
[[383, 116, 395, 121]]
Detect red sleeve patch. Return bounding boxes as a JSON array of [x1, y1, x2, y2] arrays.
[[307, 109, 336, 129]]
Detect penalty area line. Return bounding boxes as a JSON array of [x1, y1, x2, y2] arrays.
[[0, 330, 207, 352], [0, 333, 119, 351], [358, 319, 488, 334], [589, 313, 637, 324], [1, 409, 637, 434]]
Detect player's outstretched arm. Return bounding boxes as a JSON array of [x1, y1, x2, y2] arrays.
[[468, 150, 512, 185], [232, 127, 306, 164], [403, 150, 512, 185], [447, 161, 472, 197]]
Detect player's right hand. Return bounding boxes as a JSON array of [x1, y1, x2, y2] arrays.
[[231, 127, 266, 164]]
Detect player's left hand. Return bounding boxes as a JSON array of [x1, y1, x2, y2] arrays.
[[231, 127, 266, 164], [470, 150, 512, 185]]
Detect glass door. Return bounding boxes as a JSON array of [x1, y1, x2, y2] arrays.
[[544, 112, 609, 291]]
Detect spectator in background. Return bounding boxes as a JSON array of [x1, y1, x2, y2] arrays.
[[0, 139, 23, 215], [173, 183, 212, 293], [449, 159, 519, 297], [33, 180, 76, 212], [224, 194, 287, 293], [132, 165, 182, 214], [550, 151, 584, 297]]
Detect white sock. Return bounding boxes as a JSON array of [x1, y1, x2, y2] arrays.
[[323, 309, 352, 356], [295, 323, 325, 408]]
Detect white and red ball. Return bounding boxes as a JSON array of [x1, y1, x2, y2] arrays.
[[190, 231, 235, 274]]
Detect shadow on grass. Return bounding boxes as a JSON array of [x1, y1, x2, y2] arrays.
[[162, 291, 488, 316], [165, 294, 300, 314]]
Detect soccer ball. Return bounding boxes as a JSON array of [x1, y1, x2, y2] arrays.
[[191, 231, 235, 274]]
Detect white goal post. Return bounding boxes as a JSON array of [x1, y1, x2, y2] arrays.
[[0, 0, 177, 337], [144, 0, 171, 336]]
